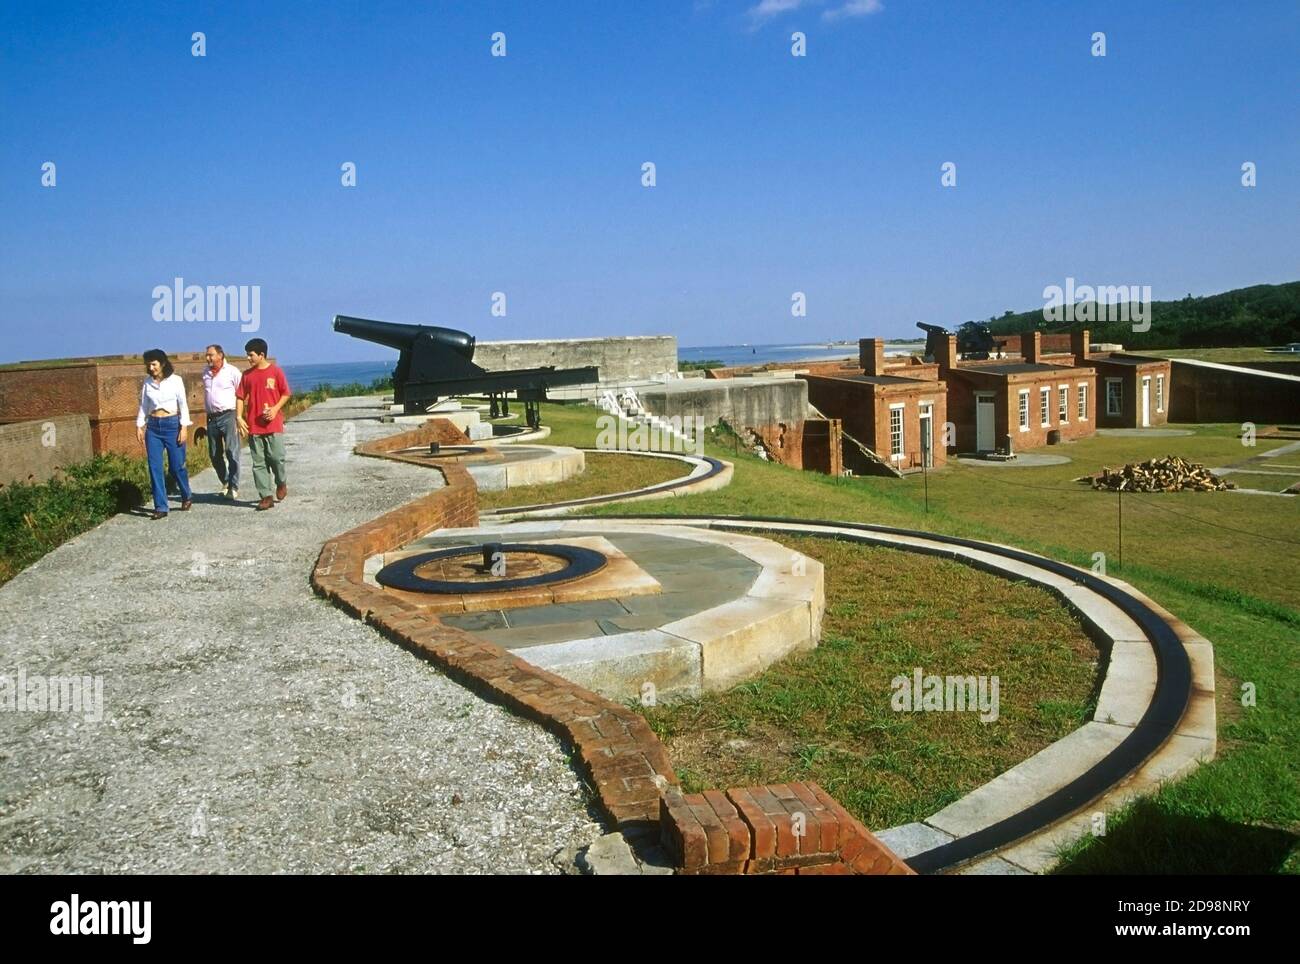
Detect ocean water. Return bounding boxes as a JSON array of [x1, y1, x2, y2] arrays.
[[679, 341, 922, 368], [285, 342, 924, 391], [281, 360, 396, 392]]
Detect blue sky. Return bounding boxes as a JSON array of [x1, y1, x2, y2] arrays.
[[2, 0, 1297, 363]]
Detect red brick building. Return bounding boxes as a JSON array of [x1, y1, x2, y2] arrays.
[[939, 332, 1097, 455], [801, 339, 948, 471], [1069, 331, 1172, 428]]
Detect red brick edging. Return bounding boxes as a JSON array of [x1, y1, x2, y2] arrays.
[[312, 419, 913, 875]]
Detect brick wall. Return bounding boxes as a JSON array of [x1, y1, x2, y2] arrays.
[[945, 372, 978, 452], [1168, 358, 1300, 424], [0, 415, 93, 487], [947, 368, 1097, 452], [358, 418, 471, 457], [751, 418, 844, 475], [705, 358, 859, 380], [752, 420, 805, 469], [800, 418, 843, 476], [998, 373, 1097, 451], [1092, 358, 1172, 428], [0, 352, 267, 456], [1003, 376, 1097, 452], [802, 375, 947, 470], [662, 782, 913, 875]]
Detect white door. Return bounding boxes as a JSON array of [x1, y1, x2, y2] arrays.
[[1141, 377, 1151, 427], [920, 407, 933, 467], [976, 395, 995, 451]]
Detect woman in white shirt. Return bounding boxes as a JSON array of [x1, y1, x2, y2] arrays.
[[135, 349, 194, 520]]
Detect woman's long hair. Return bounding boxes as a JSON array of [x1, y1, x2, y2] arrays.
[[143, 349, 174, 378]]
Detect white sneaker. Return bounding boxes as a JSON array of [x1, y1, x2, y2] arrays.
[[228, 487, 239, 500]]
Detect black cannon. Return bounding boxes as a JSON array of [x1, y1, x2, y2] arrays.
[[916, 321, 1007, 362], [333, 315, 599, 426]]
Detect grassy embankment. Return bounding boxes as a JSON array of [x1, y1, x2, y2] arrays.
[[529, 401, 1300, 873]]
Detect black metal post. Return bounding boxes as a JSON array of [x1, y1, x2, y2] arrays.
[[1117, 488, 1123, 571]]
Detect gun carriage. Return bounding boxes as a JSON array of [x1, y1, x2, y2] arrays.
[[333, 315, 598, 429]]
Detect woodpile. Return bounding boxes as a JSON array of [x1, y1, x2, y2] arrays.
[[1078, 456, 1235, 492]]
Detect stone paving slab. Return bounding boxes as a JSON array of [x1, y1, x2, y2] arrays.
[[502, 599, 632, 627], [1058, 584, 1149, 644], [476, 619, 609, 650], [518, 630, 703, 703], [661, 594, 815, 692], [1093, 640, 1158, 727], [956, 453, 1072, 467], [946, 547, 1082, 593], [873, 821, 954, 859]]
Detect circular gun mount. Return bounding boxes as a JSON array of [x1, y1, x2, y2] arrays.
[[375, 542, 608, 594]]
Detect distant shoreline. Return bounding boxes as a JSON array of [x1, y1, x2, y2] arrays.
[[282, 341, 928, 392]]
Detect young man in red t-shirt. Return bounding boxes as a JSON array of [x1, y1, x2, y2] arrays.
[[235, 337, 292, 511]]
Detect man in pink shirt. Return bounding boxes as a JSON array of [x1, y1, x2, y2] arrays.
[[202, 344, 243, 499]]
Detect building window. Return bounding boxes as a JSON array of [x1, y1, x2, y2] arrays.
[[1078, 383, 1088, 421], [1040, 386, 1051, 427], [1058, 385, 1069, 423], [1106, 378, 1123, 416], [1018, 390, 1029, 431], [889, 405, 904, 460], [1156, 374, 1165, 412]]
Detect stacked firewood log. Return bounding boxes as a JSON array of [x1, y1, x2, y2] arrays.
[[1079, 456, 1235, 492]]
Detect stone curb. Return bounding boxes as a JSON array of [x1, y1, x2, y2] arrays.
[[603, 516, 1216, 874], [484, 451, 733, 518]]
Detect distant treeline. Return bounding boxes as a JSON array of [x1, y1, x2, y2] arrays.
[[968, 281, 1300, 350]]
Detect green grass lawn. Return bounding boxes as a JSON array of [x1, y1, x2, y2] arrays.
[[1217, 471, 1300, 494], [529, 400, 1300, 873], [476, 451, 688, 510], [1155, 346, 1300, 366], [640, 535, 1098, 831]]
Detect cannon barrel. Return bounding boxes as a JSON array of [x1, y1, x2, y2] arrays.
[[915, 321, 950, 335], [333, 315, 476, 361]]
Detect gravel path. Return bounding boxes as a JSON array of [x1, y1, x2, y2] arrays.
[[0, 397, 603, 873]]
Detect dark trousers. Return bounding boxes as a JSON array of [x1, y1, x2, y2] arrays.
[[206, 410, 240, 490], [145, 415, 192, 512]]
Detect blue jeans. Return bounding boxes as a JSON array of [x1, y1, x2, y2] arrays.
[[146, 415, 192, 512], [205, 410, 240, 490]]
